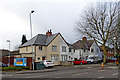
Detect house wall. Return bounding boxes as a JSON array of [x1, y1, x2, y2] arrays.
[[68, 49, 74, 61], [74, 49, 90, 60], [21, 54, 32, 58], [59, 35, 69, 61], [90, 42, 97, 55], [35, 46, 47, 62], [46, 34, 61, 65], [20, 46, 35, 54], [59, 35, 74, 61], [90, 42, 102, 58], [74, 49, 80, 59], [74, 41, 102, 60], [19, 34, 74, 65], [82, 49, 90, 60], [0, 50, 9, 57]]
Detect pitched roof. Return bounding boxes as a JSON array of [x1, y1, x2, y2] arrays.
[[20, 33, 59, 47], [66, 43, 74, 49], [72, 40, 94, 50]]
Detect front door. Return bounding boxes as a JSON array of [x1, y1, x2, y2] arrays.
[[42, 56, 46, 60]]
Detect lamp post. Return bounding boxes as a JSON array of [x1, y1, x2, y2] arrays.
[[30, 10, 34, 70], [114, 37, 116, 64], [7, 40, 10, 66]]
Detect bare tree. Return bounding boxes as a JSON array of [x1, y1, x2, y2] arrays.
[[107, 2, 120, 60], [76, 2, 118, 63]]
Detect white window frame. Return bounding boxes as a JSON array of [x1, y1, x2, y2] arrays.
[[52, 45, 57, 52], [61, 55, 67, 61], [39, 46, 42, 51], [62, 46, 66, 52], [51, 55, 58, 61]]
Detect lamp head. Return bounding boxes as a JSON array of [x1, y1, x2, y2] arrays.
[[7, 40, 10, 42], [114, 37, 116, 40], [31, 10, 34, 13]]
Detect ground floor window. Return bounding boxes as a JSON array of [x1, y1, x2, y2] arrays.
[[61, 55, 67, 61], [51, 55, 58, 61]]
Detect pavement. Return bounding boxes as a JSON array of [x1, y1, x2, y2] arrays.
[[2, 64, 100, 74], [2, 63, 118, 74], [1, 63, 119, 79]]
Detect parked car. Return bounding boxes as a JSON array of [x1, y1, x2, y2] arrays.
[[43, 60, 55, 68], [107, 58, 118, 62], [0, 62, 8, 67], [86, 55, 102, 64], [73, 59, 87, 65]]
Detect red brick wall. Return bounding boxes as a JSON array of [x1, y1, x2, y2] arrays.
[[1, 57, 32, 68]]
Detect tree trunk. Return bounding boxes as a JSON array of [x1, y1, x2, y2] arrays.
[[103, 44, 106, 64]]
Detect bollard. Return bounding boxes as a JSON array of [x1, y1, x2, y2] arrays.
[[101, 62, 104, 70], [116, 61, 118, 66]]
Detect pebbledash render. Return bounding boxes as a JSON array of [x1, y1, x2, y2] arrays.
[[19, 30, 74, 65]]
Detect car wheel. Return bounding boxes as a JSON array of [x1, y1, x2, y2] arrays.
[[81, 62, 83, 65], [88, 62, 91, 64], [50, 66, 54, 68]]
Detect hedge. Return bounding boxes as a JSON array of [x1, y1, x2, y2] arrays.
[[2, 66, 30, 71]]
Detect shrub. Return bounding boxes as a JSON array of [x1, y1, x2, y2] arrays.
[[2, 66, 30, 71]]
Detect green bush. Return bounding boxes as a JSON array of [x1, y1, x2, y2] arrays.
[[2, 66, 30, 71]]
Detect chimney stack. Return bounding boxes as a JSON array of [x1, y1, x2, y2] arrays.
[[82, 37, 87, 41], [46, 29, 52, 36]]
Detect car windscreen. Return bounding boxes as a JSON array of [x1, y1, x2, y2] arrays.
[[89, 57, 94, 59], [46, 61, 52, 62]]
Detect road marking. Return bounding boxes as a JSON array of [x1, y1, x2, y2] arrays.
[[88, 67, 92, 68], [27, 74, 47, 78], [113, 73, 118, 76], [98, 70, 106, 72], [57, 72, 66, 74], [108, 67, 118, 68], [72, 72, 88, 76], [98, 77, 104, 78], [72, 74, 81, 76], [57, 77, 61, 78], [57, 71, 77, 74]]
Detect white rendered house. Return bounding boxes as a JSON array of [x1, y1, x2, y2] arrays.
[[73, 37, 102, 60], [59, 34, 74, 61]]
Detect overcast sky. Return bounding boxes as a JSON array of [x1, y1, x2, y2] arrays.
[[0, 0, 118, 51]]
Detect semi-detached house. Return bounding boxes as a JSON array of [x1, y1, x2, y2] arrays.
[[19, 30, 74, 65], [73, 37, 102, 60]]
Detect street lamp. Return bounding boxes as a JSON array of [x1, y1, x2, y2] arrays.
[[7, 40, 10, 66], [114, 37, 116, 64], [30, 10, 35, 70]]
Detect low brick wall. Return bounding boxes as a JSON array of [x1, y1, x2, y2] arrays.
[[1, 57, 32, 68], [60, 61, 73, 66]]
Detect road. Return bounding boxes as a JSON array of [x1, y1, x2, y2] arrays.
[[1, 63, 119, 80]]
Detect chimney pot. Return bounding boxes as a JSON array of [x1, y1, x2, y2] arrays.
[[82, 37, 87, 41], [46, 29, 52, 36]]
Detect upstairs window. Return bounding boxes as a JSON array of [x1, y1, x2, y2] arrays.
[[39, 46, 42, 51], [26, 47, 28, 51], [69, 48, 72, 52], [52, 45, 57, 52], [84, 49, 85, 52], [62, 46, 66, 52], [91, 49, 94, 52], [74, 49, 75, 53]]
